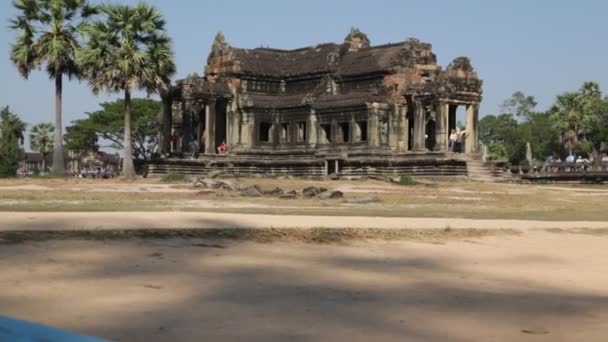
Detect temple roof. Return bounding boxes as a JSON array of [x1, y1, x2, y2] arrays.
[[230, 43, 340, 77], [207, 30, 440, 78]]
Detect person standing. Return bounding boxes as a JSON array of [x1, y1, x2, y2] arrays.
[[190, 137, 199, 159], [449, 129, 458, 152]]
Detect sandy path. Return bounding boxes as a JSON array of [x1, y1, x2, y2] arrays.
[[1, 211, 608, 231], [1, 231, 607, 341]]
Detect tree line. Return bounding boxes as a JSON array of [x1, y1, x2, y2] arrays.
[[8, 0, 174, 177], [480, 81, 608, 165]]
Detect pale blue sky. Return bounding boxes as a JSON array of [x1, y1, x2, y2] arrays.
[[1, 0, 607, 137]]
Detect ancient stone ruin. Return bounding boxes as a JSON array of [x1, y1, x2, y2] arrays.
[[152, 28, 483, 177]]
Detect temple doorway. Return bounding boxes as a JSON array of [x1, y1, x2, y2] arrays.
[[425, 119, 436, 150], [407, 103, 415, 150], [215, 100, 228, 150]]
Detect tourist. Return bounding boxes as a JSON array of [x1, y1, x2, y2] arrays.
[[565, 154, 575, 163], [449, 129, 458, 152], [455, 127, 466, 153], [576, 156, 584, 164], [190, 138, 199, 159], [217, 140, 228, 154]]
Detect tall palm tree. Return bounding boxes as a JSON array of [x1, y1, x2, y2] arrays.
[[77, 3, 175, 178], [9, 0, 95, 176], [551, 82, 601, 157], [29, 123, 55, 172]]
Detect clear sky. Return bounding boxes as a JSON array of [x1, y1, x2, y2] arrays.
[[1, 0, 607, 140]]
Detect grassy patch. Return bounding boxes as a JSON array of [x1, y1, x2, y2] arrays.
[[0, 228, 520, 245], [398, 175, 417, 186], [160, 171, 186, 183]]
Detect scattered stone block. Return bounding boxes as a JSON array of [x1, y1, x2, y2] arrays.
[[317, 190, 343, 199], [242, 185, 263, 197], [302, 186, 320, 198], [265, 187, 285, 196]]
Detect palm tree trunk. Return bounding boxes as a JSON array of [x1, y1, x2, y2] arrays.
[[51, 69, 66, 175], [122, 87, 136, 178]]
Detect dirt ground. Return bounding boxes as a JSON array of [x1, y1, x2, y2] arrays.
[[1, 231, 607, 342]]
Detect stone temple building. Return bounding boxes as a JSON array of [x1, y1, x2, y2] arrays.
[[153, 29, 483, 177]]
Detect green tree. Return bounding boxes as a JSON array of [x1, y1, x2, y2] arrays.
[[479, 113, 518, 161], [68, 99, 161, 160], [10, 0, 96, 176], [501, 91, 538, 120], [0, 107, 26, 177], [64, 121, 98, 154], [550, 82, 602, 157], [77, 3, 175, 177], [29, 123, 55, 172]]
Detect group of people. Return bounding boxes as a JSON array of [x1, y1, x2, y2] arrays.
[[171, 132, 229, 159], [188, 137, 229, 159], [448, 128, 467, 153], [546, 154, 608, 164]]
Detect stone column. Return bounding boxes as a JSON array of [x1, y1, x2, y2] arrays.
[[308, 108, 317, 146], [465, 103, 479, 154], [434, 102, 447, 152], [388, 103, 399, 150], [205, 99, 216, 154], [412, 100, 426, 152], [368, 104, 379, 147], [399, 105, 409, 152]]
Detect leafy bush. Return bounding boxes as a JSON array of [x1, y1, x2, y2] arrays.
[[399, 175, 417, 186], [161, 171, 185, 183]]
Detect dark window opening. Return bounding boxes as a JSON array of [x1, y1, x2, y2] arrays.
[[357, 121, 368, 142], [339, 122, 350, 143], [259, 122, 272, 143], [297, 121, 307, 142], [321, 124, 332, 143]]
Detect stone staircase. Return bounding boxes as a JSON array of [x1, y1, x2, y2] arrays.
[[466, 159, 497, 182]]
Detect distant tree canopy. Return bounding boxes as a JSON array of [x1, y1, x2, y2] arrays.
[[0, 106, 26, 177], [480, 82, 608, 164], [65, 98, 161, 160]]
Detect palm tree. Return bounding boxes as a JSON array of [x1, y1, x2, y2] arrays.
[[551, 82, 601, 157], [77, 3, 175, 178], [29, 123, 55, 173], [9, 0, 95, 176]]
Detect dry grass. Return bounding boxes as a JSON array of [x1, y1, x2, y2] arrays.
[[0, 227, 519, 245], [1, 177, 608, 220]]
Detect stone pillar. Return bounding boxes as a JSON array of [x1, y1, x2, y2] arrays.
[[412, 100, 426, 152], [399, 105, 408, 152], [369, 104, 379, 147], [465, 103, 479, 154], [308, 109, 317, 145], [434, 102, 447, 152], [205, 99, 216, 154]]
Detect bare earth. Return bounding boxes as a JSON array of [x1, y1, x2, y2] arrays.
[[1, 178, 607, 341], [1, 231, 607, 342]]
